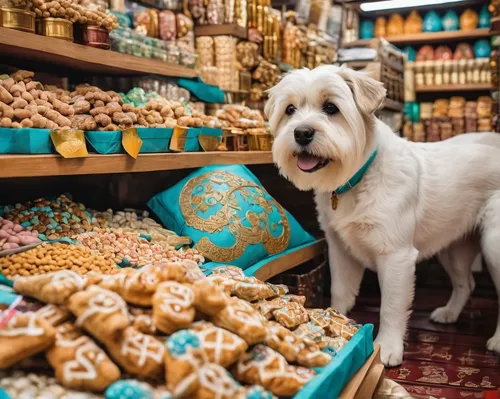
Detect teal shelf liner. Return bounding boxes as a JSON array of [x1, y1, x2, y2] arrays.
[[177, 77, 225, 103]]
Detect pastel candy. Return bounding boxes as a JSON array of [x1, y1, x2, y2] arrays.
[[105, 380, 153, 399]]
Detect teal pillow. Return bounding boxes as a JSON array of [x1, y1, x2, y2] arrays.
[[147, 164, 315, 270]]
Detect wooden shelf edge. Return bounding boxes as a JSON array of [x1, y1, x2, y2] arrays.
[[343, 28, 490, 47], [416, 83, 492, 92], [254, 238, 326, 282], [194, 24, 248, 39], [0, 27, 197, 78], [0, 151, 274, 178]]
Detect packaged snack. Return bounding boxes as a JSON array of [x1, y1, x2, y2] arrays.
[[159, 10, 176, 41]]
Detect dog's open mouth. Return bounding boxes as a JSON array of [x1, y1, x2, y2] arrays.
[[295, 152, 330, 173]]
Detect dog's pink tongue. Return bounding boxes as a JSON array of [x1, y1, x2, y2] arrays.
[[297, 154, 321, 171]]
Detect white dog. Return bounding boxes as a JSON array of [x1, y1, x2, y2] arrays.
[[264, 64, 500, 367]]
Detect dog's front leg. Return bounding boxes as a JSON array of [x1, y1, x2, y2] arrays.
[[374, 247, 418, 367], [326, 229, 364, 314]]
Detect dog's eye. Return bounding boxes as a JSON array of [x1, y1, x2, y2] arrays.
[[285, 104, 296, 116], [323, 102, 339, 116]]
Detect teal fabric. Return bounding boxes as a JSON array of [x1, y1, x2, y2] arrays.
[[0, 285, 18, 304], [334, 150, 377, 195], [85, 131, 122, 154], [184, 128, 201, 152], [137, 128, 173, 153], [147, 165, 315, 270], [294, 324, 374, 399], [0, 128, 53, 154], [0, 128, 14, 153], [177, 77, 225, 103]]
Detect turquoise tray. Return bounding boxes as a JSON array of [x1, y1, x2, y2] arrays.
[[137, 127, 173, 153], [184, 127, 201, 152], [0, 127, 53, 154], [200, 127, 223, 137], [0, 128, 14, 153], [85, 130, 122, 154]]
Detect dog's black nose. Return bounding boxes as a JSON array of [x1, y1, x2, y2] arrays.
[[294, 126, 315, 146]]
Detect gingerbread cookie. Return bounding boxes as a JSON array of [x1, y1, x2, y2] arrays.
[[191, 321, 248, 368], [211, 297, 267, 345], [164, 329, 205, 397], [14, 270, 87, 305], [153, 281, 196, 334], [46, 322, 121, 391], [0, 312, 56, 369], [233, 345, 316, 397], [231, 277, 288, 302], [67, 285, 130, 344], [236, 385, 276, 399], [272, 302, 309, 329], [207, 274, 238, 295], [35, 304, 71, 326], [106, 326, 164, 377], [253, 295, 306, 320], [132, 313, 157, 336], [192, 280, 228, 316], [210, 265, 246, 280], [193, 363, 242, 399], [293, 322, 328, 348], [308, 308, 358, 339]]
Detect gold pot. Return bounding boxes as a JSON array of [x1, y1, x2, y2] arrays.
[[0, 7, 35, 33], [36, 17, 73, 41]]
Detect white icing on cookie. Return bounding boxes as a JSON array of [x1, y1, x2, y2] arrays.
[[51, 270, 85, 290], [196, 325, 244, 365], [63, 340, 105, 382], [120, 330, 164, 367], [0, 312, 44, 337], [157, 282, 194, 318], [75, 286, 129, 328], [198, 363, 239, 399]]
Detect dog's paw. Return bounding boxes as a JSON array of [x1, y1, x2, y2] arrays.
[[487, 335, 500, 353], [430, 306, 459, 324], [374, 335, 404, 367]]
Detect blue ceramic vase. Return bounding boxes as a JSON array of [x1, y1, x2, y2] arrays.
[[479, 4, 491, 28], [442, 10, 459, 31], [360, 20, 374, 39], [423, 10, 442, 32], [474, 39, 491, 57]]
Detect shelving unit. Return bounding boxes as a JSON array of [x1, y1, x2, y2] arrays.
[[194, 24, 248, 39], [0, 27, 197, 78], [0, 152, 274, 178], [343, 28, 490, 47], [415, 83, 493, 92]]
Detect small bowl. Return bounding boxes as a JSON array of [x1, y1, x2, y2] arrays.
[[0, 7, 35, 33], [36, 18, 73, 41]]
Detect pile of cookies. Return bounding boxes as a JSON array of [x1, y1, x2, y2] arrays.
[[0, 263, 361, 398], [216, 105, 267, 135]]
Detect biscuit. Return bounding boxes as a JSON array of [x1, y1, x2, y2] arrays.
[[211, 297, 267, 345], [0, 312, 56, 369], [46, 322, 121, 391], [192, 280, 229, 317], [35, 304, 71, 326], [308, 308, 358, 339], [153, 281, 196, 335], [193, 363, 242, 399], [67, 285, 130, 344], [210, 265, 246, 280], [106, 326, 164, 378], [293, 321, 328, 348], [253, 295, 305, 320], [236, 385, 277, 399], [272, 302, 309, 329], [14, 270, 87, 305], [231, 277, 288, 302]]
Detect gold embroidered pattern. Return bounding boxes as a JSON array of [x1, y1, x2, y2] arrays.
[[180, 171, 290, 262]]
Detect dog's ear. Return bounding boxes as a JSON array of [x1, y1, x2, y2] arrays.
[[264, 89, 278, 135], [337, 67, 386, 115]]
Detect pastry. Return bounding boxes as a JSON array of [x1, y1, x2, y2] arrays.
[[293, 322, 328, 348], [132, 313, 157, 336], [192, 280, 229, 316], [14, 270, 87, 305], [106, 326, 164, 377], [0, 312, 56, 369], [194, 363, 242, 399], [153, 281, 196, 334], [231, 277, 287, 302], [253, 295, 306, 319], [308, 308, 359, 339], [211, 297, 267, 345], [46, 322, 121, 391], [67, 285, 130, 344], [272, 302, 309, 329], [233, 345, 316, 397], [191, 321, 248, 367], [35, 304, 71, 326], [210, 265, 246, 280]]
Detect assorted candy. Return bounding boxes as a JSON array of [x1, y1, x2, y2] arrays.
[[0, 217, 40, 251]]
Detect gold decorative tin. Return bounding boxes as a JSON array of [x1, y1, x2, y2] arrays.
[[170, 126, 188, 152], [36, 18, 73, 41], [248, 129, 273, 151], [199, 134, 222, 151], [0, 8, 35, 33]]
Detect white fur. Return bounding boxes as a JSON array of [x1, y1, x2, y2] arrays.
[[265, 65, 500, 367]]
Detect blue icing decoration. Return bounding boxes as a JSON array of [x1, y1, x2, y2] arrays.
[[105, 380, 153, 399], [245, 386, 274, 399], [21, 221, 31, 227], [166, 330, 200, 357], [322, 346, 338, 358], [0, 388, 11, 399]]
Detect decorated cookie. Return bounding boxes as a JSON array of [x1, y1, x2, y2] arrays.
[[231, 277, 288, 302], [14, 270, 87, 305], [211, 297, 267, 345], [293, 321, 328, 347], [237, 385, 276, 399], [207, 274, 239, 295], [132, 313, 157, 336], [153, 281, 196, 334], [233, 345, 316, 397], [193, 363, 242, 399], [35, 304, 71, 326], [272, 302, 309, 329], [191, 321, 248, 368], [164, 329, 205, 397], [106, 326, 164, 377], [322, 336, 349, 352], [192, 280, 229, 316], [105, 379, 153, 399], [308, 308, 358, 339], [253, 295, 306, 320], [46, 322, 121, 391], [67, 285, 130, 344], [210, 265, 246, 280], [0, 312, 56, 369]]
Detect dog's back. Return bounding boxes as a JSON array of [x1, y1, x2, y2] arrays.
[[422, 132, 500, 149]]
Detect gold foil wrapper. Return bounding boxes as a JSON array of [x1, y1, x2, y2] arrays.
[[50, 129, 88, 158], [122, 128, 143, 159]]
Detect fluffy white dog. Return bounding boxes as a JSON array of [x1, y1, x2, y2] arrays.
[[264, 64, 500, 367]]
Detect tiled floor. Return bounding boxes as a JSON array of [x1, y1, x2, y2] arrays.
[[349, 263, 500, 399]]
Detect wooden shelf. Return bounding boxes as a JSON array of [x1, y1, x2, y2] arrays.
[[0, 151, 273, 178], [194, 24, 248, 39], [416, 83, 492, 92], [343, 28, 490, 47], [0, 27, 197, 78], [253, 238, 326, 281]]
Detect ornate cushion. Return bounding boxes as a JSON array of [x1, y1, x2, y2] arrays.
[[147, 165, 314, 270]]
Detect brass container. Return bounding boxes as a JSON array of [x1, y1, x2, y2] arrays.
[[0, 8, 35, 33], [248, 131, 272, 151], [36, 18, 73, 41]]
